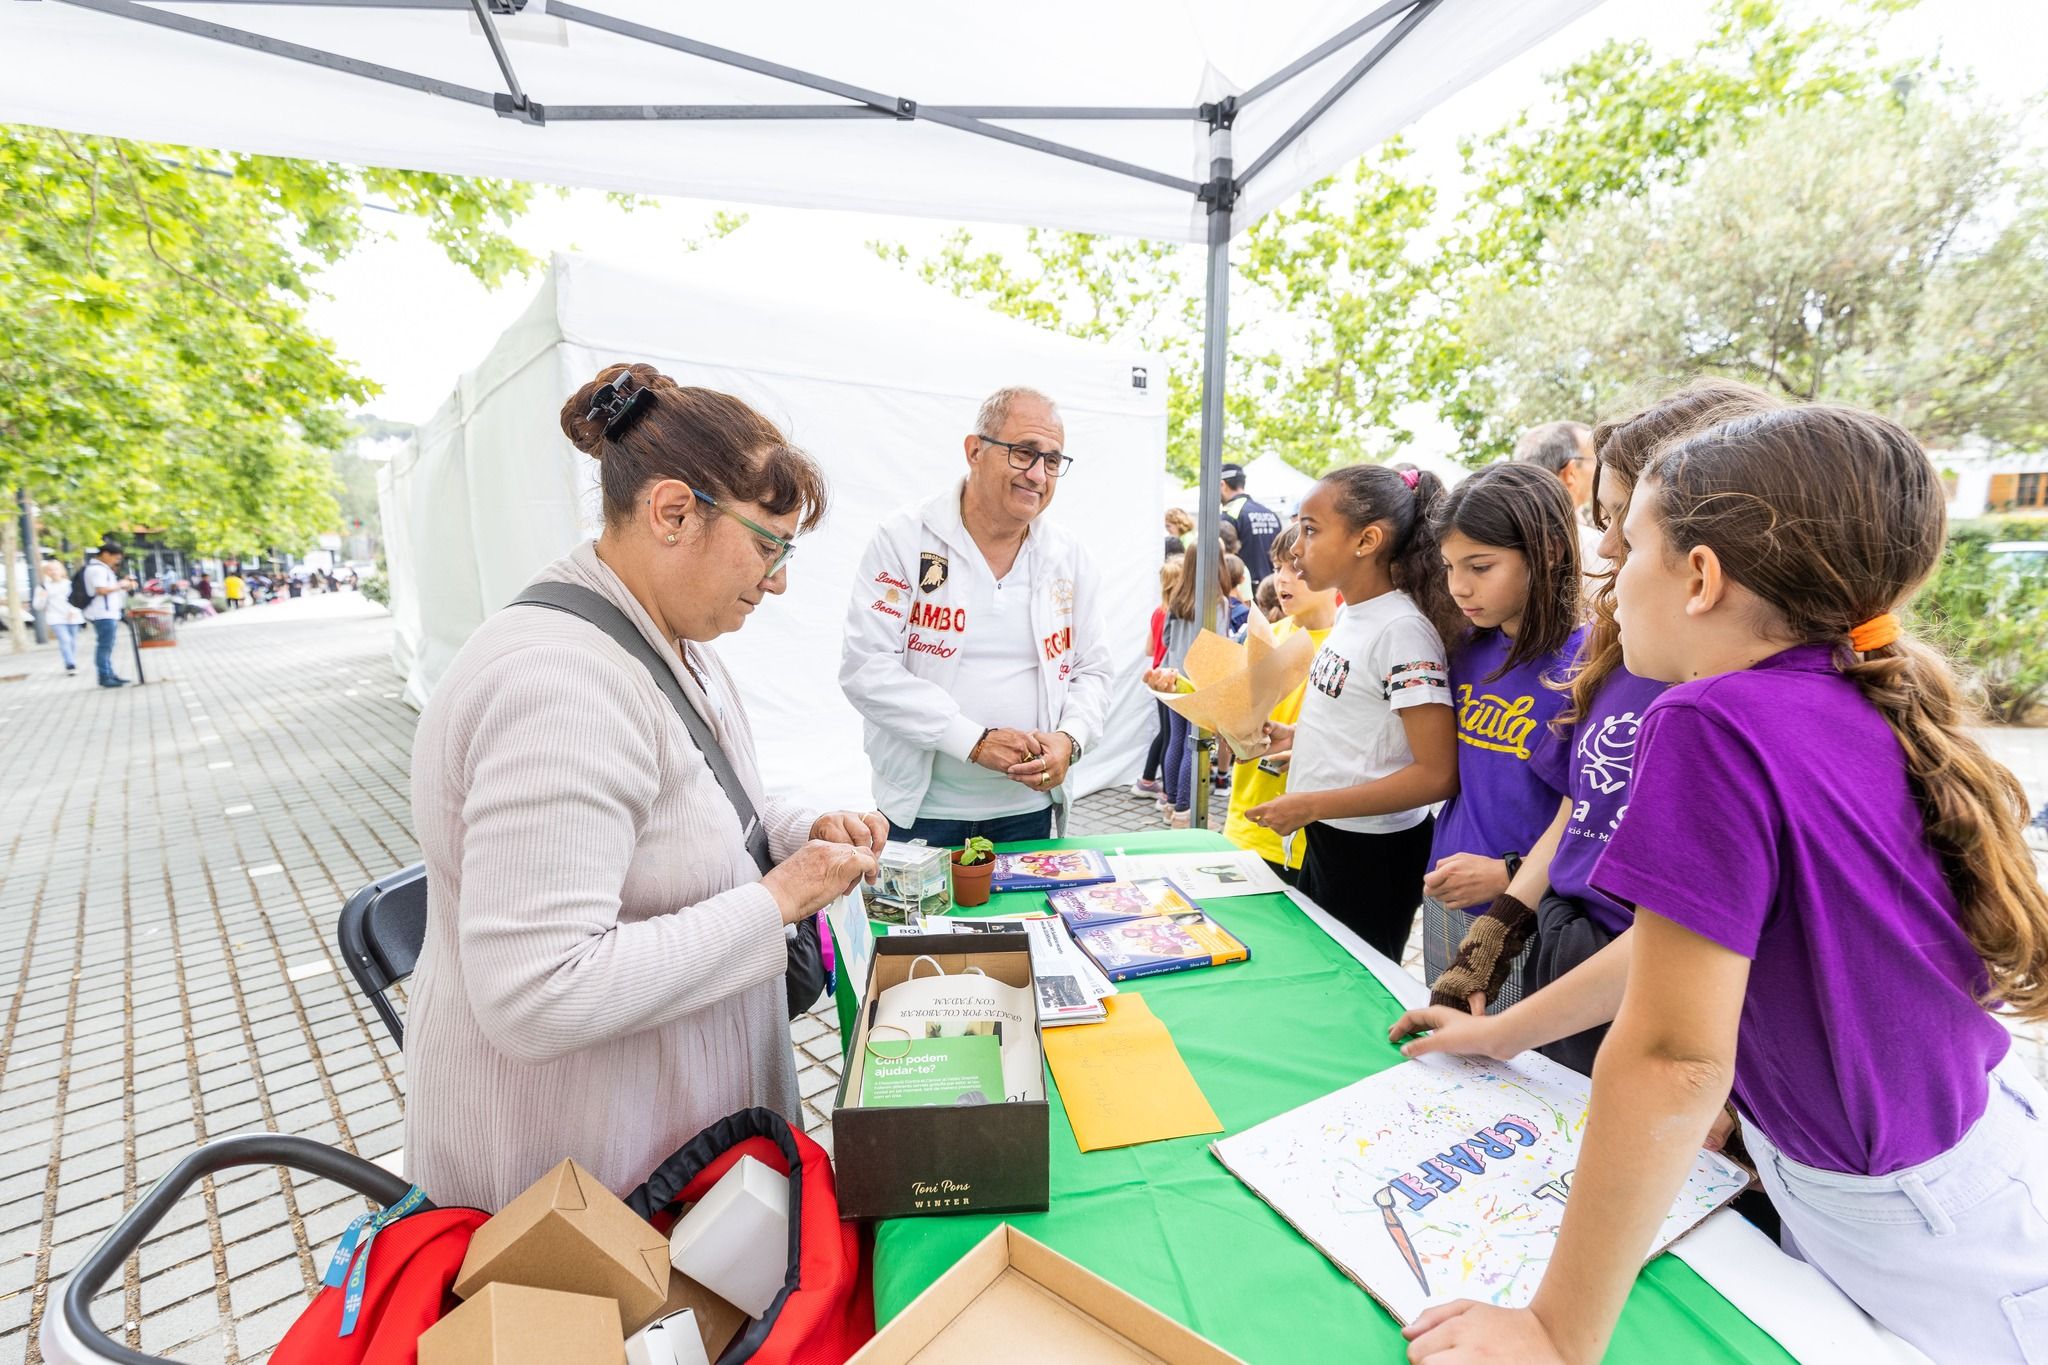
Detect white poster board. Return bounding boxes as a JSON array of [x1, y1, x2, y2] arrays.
[[1211, 1052, 1747, 1325]]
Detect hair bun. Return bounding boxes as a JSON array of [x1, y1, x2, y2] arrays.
[[561, 362, 663, 458]]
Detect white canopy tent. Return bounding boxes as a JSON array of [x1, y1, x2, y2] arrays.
[[378, 242, 1169, 808], [2, 7, 1930, 1356], [0, 0, 1608, 826]]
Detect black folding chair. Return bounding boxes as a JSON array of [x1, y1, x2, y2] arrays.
[[336, 863, 428, 1049]]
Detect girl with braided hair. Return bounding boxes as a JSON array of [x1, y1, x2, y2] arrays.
[[1396, 401, 2048, 1364]]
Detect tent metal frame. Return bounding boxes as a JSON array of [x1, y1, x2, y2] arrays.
[[34, 0, 1442, 825]]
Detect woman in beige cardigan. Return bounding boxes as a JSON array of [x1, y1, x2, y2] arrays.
[[404, 363, 883, 1211]]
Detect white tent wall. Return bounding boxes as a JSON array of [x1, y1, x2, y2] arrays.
[[374, 452, 422, 684], [387, 247, 1166, 808]]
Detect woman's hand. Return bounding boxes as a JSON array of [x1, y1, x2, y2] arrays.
[[763, 839, 878, 925], [809, 810, 889, 859], [1387, 1004, 1524, 1062], [1404, 1303, 1568, 1364], [1244, 791, 1317, 837], [1421, 854, 1510, 912]]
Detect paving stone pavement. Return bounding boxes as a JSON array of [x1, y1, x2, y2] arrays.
[[1, 592, 2043, 1364]]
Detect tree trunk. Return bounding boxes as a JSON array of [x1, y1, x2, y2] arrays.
[[2, 512, 24, 653]]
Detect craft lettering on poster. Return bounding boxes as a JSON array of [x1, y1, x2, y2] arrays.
[[1211, 1053, 1746, 1324], [1454, 684, 1540, 760]]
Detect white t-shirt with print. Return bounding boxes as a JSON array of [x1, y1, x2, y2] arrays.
[[918, 538, 1052, 820], [1285, 589, 1451, 834]]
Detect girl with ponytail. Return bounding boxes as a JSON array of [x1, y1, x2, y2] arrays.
[[1246, 464, 1459, 961], [1396, 403, 2048, 1365]]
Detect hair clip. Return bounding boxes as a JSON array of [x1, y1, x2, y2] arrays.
[[587, 372, 656, 440], [1399, 468, 1420, 491]]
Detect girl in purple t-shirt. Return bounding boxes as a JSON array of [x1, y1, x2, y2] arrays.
[[1427, 381, 1776, 1069], [1397, 402, 2048, 1364], [1418, 462, 1584, 1006]]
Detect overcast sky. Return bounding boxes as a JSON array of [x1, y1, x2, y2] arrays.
[[306, 0, 2045, 432]]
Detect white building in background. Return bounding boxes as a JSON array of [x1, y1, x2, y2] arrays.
[[1940, 441, 2048, 520]]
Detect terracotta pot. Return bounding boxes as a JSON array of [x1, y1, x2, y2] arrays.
[[949, 851, 994, 908]]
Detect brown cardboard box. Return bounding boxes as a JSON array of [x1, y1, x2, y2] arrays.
[[849, 1225, 1244, 1364], [658, 1268, 748, 1361], [454, 1159, 671, 1334], [833, 934, 1049, 1221], [419, 1282, 625, 1364]]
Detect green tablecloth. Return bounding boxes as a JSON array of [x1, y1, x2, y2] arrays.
[[836, 830, 1792, 1364]]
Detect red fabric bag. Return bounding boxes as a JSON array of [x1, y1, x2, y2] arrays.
[[269, 1206, 487, 1365], [628, 1108, 874, 1365]]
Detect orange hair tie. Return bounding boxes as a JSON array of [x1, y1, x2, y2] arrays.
[[1848, 613, 1900, 652]]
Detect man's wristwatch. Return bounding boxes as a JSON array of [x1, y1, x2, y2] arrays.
[[1056, 731, 1083, 765], [1504, 851, 1524, 880]]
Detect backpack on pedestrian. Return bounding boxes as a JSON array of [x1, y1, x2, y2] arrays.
[[68, 562, 91, 611]]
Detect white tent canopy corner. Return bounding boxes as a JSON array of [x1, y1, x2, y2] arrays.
[[378, 239, 1168, 809]]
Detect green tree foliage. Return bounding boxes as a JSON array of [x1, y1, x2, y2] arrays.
[[1910, 524, 2048, 724], [1450, 99, 2047, 449], [1418, 0, 1944, 458], [0, 126, 535, 558]]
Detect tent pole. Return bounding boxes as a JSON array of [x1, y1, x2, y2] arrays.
[[1191, 111, 1236, 833]]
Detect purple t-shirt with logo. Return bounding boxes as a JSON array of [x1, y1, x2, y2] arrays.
[[1429, 627, 1581, 876], [1592, 644, 2008, 1175], [1529, 665, 1668, 936]]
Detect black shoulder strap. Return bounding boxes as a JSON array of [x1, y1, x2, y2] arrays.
[[512, 581, 773, 875]]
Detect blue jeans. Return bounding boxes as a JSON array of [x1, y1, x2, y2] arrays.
[[53, 622, 80, 670], [92, 617, 123, 685], [889, 808, 1055, 847], [1163, 712, 1195, 813]]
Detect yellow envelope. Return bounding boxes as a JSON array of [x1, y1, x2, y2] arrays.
[[1043, 993, 1223, 1152], [1153, 609, 1315, 757]]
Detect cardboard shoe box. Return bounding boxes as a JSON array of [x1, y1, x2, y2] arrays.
[[453, 1158, 672, 1335], [833, 934, 1049, 1221], [420, 1282, 625, 1365], [848, 1225, 1245, 1364]]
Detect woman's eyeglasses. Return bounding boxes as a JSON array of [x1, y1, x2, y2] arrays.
[[978, 435, 1075, 477], [693, 489, 797, 577]]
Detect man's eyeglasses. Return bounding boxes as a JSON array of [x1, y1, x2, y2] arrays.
[[693, 489, 797, 577], [978, 435, 1074, 478]]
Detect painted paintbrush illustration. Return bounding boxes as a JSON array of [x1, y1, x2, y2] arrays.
[[1374, 1185, 1429, 1294]]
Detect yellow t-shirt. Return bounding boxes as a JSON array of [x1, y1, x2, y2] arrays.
[[1222, 619, 1332, 870]]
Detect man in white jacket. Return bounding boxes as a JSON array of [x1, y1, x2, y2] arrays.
[[840, 387, 1114, 843]]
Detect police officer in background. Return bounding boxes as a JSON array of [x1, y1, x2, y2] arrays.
[[1220, 461, 1283, 584]]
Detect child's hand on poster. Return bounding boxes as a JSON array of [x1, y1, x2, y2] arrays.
[[1387, 1004, 1521, 1062], [1402, 1301, 1567, 1364], [1421, 854, 1510, 911]]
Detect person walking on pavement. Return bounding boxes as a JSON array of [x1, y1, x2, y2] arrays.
[[33, 559, 85, 676], [222, 570, 244, 610], [81, 541, 135, 688], [1220, 461, 1283, 585]]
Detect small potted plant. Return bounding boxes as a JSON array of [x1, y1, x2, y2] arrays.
[[950, 836, 996, 908]]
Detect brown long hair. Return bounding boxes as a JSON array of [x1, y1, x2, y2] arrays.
[[561, 363, 828, 532], [1647, 404, 2048, 1019], [1557, 379, 1783, 727], [1432, 462, 1580, 680], [1168, 539, 1242, 623], [1316, 464, 1462, 645]]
